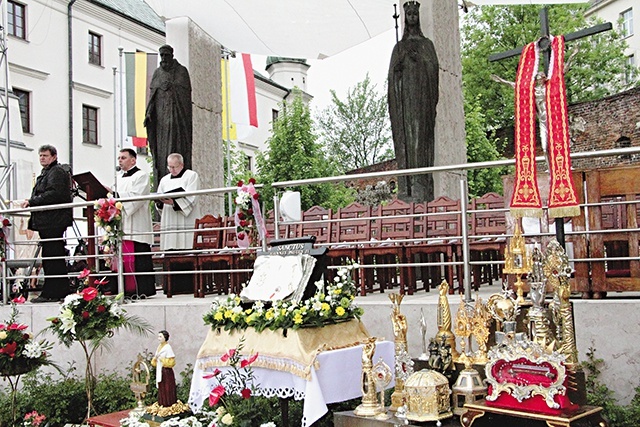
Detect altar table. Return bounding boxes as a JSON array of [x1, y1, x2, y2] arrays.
[[189, 340, 395, 427]]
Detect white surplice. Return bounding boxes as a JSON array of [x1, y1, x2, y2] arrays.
[[157, 169, 201, 250]]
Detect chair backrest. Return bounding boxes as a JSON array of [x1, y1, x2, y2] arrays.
[[426, 196, 461, 239], [470, 192, 507, 237], [300, 206, 333, 244], [377, 199, 412, 241], [193, 214, 224, 250], [332, 202, 371, 243], [222, 216, 239, 248]]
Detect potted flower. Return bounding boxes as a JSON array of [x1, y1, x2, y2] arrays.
[[94, 195, 124, 267], [234, 178, 266, 249], [200, 339, 277, 427], [0, 303, 55, 424], [47, 288, 151, 420]]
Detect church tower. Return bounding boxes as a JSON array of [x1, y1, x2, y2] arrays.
[[265, 57, 310, 91]]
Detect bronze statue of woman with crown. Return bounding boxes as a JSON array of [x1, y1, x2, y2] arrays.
[[388, 0, 440, 203]]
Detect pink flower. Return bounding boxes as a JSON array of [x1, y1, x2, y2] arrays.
[[241, 388, 252, 399], [220, 348, 236, 362], [240, 352, 259, 368], [11, 295, 26, 304], [82, 287, 98, 301], [209, 384, 225, 406], [202, 368, 221, 379], [8, 323, 28, 331], [0, 341, 17, 357], [78, 268, 91, 279]]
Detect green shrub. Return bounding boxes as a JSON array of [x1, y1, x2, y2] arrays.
[[581, 346, 640, 427]]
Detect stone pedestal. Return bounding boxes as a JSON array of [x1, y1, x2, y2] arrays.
[[420, 0, 467, 199], [166, 17, 224, 216], [334, 410, 459, 427]]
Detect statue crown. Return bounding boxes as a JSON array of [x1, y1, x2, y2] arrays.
[[403, 1, 420, 13]]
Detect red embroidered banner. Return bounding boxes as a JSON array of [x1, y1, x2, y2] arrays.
[[545, 36, 580, 218], [510, 35, 580, 219], [510, 41, 542, 218]]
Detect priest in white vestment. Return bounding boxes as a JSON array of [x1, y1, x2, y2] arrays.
[[113, 148, 156, 297], [156, 153, 201, 250]]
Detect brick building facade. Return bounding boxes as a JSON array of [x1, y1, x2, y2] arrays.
[[569, 87, 640, 171]]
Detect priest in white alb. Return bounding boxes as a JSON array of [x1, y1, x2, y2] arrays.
[[156, 153, 201, 250]]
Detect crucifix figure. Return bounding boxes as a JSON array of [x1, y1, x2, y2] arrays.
[[489, 8, 612, 248]]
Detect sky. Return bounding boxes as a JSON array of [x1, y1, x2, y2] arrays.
[[254, 28, 397, 116], [305, 29, 397, 114]]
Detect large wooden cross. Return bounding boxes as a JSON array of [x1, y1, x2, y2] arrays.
[[489, 7, 611, 248]]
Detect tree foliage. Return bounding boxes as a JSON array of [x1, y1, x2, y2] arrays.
[[316, 75, 393, 173], [461, 5, 633, 131], [257, 91, 354, 212], [465, 98, 511, 197]]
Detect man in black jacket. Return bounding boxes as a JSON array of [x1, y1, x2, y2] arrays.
[[21, 145, 73, 302]]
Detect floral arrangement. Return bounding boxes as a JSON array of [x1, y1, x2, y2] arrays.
[[203, 263, 364, 333], [0, 303, 53, 377], [0, 214, 11, 261], [94, 195, 124, 266], [234, 178, 266, 249], [23, 411, 47, 427], [47, 287, 151, 419], [120, 340, 273, 427]]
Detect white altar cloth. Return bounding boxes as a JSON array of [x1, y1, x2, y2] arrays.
[[189, 340, 395, 427]]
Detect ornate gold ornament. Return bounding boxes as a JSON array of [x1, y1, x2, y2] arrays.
[[544, 240, 579, 368], [454, 295, 491, 364], [485, 339, 568, 410], [404, 369, 453, 425], [503, 222, 532, 304], [354, 337, 384, 417], [389, 293, 409, 411], [528, 245, 556, 351], [452, 341, 487, 415], [435, 281, 458, 360], [130, 354, 151, 416]]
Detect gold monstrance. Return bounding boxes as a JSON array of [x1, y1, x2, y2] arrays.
[[503, 221, 532, 304]]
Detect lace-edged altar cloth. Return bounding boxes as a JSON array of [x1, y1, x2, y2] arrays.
[[189, 336, 394, 427]]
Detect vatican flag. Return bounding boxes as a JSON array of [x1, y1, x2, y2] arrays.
[[221, 53, 258, 141]]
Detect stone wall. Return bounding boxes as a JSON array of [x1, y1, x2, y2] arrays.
[[569, 87, 640, 171]]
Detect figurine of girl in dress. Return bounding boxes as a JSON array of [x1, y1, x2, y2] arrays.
[[151, 330, 177, 407]]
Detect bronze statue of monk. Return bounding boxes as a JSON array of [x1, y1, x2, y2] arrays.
[[144, 44, 192, 190], [388, 1, 439, 202]]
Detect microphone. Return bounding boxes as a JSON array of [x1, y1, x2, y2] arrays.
[[115, 166, 121, 172]]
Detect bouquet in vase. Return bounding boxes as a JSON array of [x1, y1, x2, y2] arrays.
[[94, 195, 123, 266], [234, 178, 266, 249], [0, 303, 53, 377]]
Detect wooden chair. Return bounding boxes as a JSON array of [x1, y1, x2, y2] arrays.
[[404, 197, 463, 294], [469, 192, 507, 290], [586, 167, 640, 297], [300, 206, 333, 245], [326, 202, 370, 295], [221, 216, 255, 294], [359, 199, 411, 294], [193, 214, 229, 297]]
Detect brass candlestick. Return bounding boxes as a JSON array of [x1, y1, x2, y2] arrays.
[[389, 293, 408, 411]]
